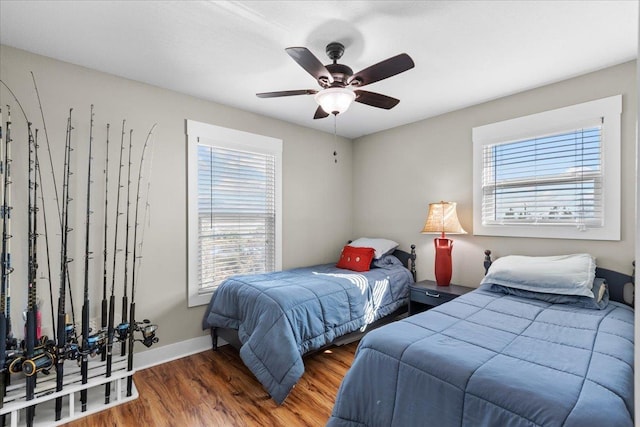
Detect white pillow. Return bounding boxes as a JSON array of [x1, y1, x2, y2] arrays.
[[480, 253, 596, 298], [349, 238, 399, 260]]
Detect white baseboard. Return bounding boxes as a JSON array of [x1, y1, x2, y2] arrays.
[[134, 333, 229, 370]]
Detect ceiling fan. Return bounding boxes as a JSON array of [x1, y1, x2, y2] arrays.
[[256, 42, 415, 119]]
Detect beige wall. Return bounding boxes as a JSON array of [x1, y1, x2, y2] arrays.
[[352, 61, 637, 286], [0, 45, 353, 349]]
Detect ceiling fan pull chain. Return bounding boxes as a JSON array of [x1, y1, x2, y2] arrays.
[[333, 115, 338, 164]]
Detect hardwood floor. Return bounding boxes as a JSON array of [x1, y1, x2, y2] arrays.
[[62, 342, 358, 427]]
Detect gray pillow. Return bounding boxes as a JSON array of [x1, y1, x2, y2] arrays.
[[483, 277, 609, 310], [371, 254, 403, 269]]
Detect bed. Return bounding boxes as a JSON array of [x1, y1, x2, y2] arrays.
[[201, 239, 416, 404], [327, 252, 634, 427]]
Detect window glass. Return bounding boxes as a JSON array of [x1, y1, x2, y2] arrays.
[[482, 125, 602, 229], [473, 95, 621, 240], [187, 120, 282, 306]]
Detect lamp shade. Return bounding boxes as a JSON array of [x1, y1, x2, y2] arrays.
[[314, 87, 356, 115], [421, 201, 467, 235]]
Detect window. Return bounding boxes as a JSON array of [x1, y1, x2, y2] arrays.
[[187, 120, 282, 307], [482, 126, 603, 227], [473, 95, 621, 240]]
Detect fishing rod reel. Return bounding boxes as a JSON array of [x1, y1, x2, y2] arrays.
[[59, 320, 80, 360], [4, 348, 21, 374], [64, 321, 76, 345], [81, 329, 107, 359], [8, 336, 54, 376], [21, 346, 55, 377], [133, 319, 158, 348], [114, 319, 158, 348], [115, 322, 129, 343], [63, 342, 80, 361], [52, 319, 82, 362]]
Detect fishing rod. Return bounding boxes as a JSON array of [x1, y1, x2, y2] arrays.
[[126, 124, 158, 396], [0, 105, 17, 361], [30, 73, 59, 347], [23, 131, 59, 382], [73, 106, 108, 410], [101, 123, 110, 362], [0, 107, 4, 417], [0, 105, 20, 427], [0, 106, 9, 421], [55, 109, 74, 421], [24, 123, 38, 427], [25, 133, 59, 383], [31, 73, 78, 347], [80, 105, 94, 412], [120, 129, 133, 357], [105, 119, 126, 404]]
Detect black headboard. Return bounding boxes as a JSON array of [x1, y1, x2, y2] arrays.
[[483, 250, 635, 307], [595, 262, 635, 307], [392, 244, 416, 282]]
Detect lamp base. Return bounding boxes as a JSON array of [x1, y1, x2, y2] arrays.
[[434, 237, 453, 286]]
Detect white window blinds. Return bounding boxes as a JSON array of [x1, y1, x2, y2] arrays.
[[187, 120, 282, 307], [481, 125, 603, 229], [197, 145, 276, 291], [472, 95, 621, 241]]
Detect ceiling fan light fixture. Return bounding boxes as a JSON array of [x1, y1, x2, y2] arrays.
[[314, 87, 356, 115]]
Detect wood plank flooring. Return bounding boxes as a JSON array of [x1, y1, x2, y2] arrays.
[[61, 341, 358, 427]]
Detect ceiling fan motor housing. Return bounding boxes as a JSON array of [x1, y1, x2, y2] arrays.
[[324, 63, 354, 87], [316, 42, 353, 87]]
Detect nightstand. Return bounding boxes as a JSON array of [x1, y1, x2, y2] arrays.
[[408, 280, 473, 315]]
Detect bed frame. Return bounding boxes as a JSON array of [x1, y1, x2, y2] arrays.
[[210, 244, 417, 353], [483, 249, 635, 307]]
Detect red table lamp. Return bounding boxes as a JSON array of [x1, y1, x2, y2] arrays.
[[421, 201, 467, 286]]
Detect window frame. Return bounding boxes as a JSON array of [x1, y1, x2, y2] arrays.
[[472, 95, 621, 241], [187, 120, 283, 307]]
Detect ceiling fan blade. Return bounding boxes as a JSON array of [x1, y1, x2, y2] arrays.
[[348, 53, 414, 87], [285, 47, 334, 84], [354, 90, 400, 109], [256, 89, 318, 98], [313, 106, 329, 119]]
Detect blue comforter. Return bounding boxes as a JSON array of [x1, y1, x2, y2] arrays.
[[202, 263, 412, 404], [328, 288, 634, 427]]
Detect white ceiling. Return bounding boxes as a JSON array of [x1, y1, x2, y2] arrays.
[[0, 1, 637, 139]]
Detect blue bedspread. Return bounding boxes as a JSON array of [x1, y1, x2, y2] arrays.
[[328, 288, 634, 427], [202, 263, 412, 404]]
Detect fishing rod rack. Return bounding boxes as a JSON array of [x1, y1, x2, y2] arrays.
[[0, 82, 160, 426], [0, 318, 156, 426], [0, 354, 136, 426]]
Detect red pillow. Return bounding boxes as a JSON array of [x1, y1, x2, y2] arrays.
[[336, 246, 375, 272]]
